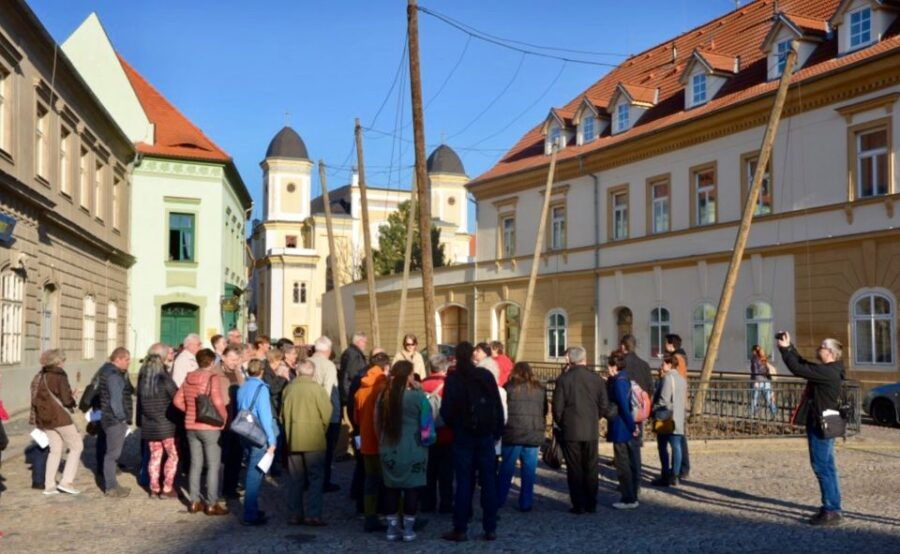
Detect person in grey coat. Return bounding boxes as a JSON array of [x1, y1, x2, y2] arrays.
[[652, 354, 687, 487]]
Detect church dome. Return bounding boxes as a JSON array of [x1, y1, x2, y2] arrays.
[[426, 144, 465, 176], [265, 126, 309, 160]]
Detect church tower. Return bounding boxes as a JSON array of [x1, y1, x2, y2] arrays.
[[261, 126, 312, 221]]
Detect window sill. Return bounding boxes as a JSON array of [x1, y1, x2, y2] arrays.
[[851, 363, 897, 372], [60, 190, 73, 202], [165, 260, 198, 269], [0, 148, 13, 164], [78, 206, 90, 216], [35, 175, 50, 188]]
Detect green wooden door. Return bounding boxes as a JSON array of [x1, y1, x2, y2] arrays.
[[160, 303, 199, 347]]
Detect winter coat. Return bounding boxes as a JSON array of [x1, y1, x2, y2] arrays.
[[623, 352, 654, 398], [340, 344, 369, 402], [98, 362, 134, 429], [378, 388, 435, 489], [503, 381, 546, 446], [440, 364, 505, 440], [354, 366, 387, 455], [136, 372, 178, 441], [656, 370, 686, 435], [281, 375, 332, 452], [493, 354, 514, 387], [236, 377, 277, 447], [606, 370, 637, 444], [311, 353, 340, 423], [393, 350, 426, 381], [552, 365, 610, 442], [30, 366, 76, 430], [173, 369, 227, 431]]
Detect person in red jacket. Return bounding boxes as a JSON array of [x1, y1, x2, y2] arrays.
[[354, 352, 391, 532], [174, 348, 228, 515], [422, 354, 454, 513], [490, 342, 514, 387]]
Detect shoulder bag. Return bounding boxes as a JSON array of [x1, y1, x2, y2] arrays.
[[230, 383, 268, 447], [542, 427, 563, 470], [194, 375, 225, 427]]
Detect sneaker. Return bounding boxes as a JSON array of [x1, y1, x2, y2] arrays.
[[386, 516, 401, 542], [42, 488, 59, 496], [402, 516, 417, 542], [612, 501, 639, 510], [809, 510, 842, 527], [105, 486, 131, 498]]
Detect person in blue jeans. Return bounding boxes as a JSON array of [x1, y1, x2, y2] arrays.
[[235, 359, 278, 526], [651, 355, 687, 487], [440, 342, 505, 542], [777, 332, 844, 526], [497, 362, 546, 512]]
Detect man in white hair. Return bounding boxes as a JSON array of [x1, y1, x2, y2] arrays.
[[172, 334, 202, 387], [310, 336, 341, 492], [777, 331, 845, 527]]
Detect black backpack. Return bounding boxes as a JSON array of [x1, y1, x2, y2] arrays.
[[78, 368, 103, 413], [463, 373, 497, 437]]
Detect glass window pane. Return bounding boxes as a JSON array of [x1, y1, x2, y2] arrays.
[[874, 319, 893, 363], [860, 129, 886, 151], [855, 297, 872, 315], [873, 295, 891, 314], [875, 153, 888, 196], [855, 320, 873, 363]]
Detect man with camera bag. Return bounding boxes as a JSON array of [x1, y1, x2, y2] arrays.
[[776, 331, 844, 527]]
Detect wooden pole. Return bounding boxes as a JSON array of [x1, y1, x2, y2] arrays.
[[407, 0, 437, 352], [516, 144, 558, 361], [395, 183, 418, 353], [319, 160, 348, 353], [355, 118, 381, 347], [692, 42, 798, 416]]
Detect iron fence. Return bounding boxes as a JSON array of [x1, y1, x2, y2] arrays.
[[525, 361, 862, 440]]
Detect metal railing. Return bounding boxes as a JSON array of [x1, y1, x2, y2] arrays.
[[525, 361, 862, 440]]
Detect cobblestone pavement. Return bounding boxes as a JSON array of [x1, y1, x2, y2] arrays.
[[1, 424, 898, 553]]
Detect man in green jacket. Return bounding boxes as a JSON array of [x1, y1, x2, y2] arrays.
[[281, 360, 333, 526]]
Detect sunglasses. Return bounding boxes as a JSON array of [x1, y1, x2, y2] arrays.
[[404, 342, 416, 347]]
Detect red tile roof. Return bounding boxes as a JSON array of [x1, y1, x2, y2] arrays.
[[470, 0, 900, 187], [118, 55, 231, 163], [616, 83, 659, 107], [782, 12, 829, 34], [694, 48, 739, 73]]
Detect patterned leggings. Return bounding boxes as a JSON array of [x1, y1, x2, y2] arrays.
[[148, 438, 179, 493]]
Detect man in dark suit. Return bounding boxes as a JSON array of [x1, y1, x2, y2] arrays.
[[552, 345, 611, 514]]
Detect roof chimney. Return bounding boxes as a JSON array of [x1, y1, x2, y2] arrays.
[[351, 166, 359, 187], [672, 42, 677, 63]]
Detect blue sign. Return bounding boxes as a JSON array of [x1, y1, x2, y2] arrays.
[[0, 212, 15, 244]]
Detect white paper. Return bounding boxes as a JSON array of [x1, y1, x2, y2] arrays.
[[84, 409, 102, 423], [257, 451, 274, 474], [31, 428, 50, 449]]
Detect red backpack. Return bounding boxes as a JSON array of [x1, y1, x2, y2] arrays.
[[630, 381, 651, 423]]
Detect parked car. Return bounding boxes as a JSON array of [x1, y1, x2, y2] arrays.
[[864, 383, 900, 426]]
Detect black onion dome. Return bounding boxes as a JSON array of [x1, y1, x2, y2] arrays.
[[265, 126, 309, 160], [426, 144, 465, 175]]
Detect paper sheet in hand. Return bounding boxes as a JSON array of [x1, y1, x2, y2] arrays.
[[84, 409, 102, 423], [31, 428, 50, 449], [257, 451, 274, 474]]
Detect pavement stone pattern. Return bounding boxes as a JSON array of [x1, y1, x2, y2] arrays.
[[0, 424, 898, 553]]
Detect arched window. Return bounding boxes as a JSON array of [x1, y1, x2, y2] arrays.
[[83, 295, 96, 359], [107, 301, 118, 356], [292, 282, 300, 304], [547, 309, 567, 360], [852, 291, 895, 365], [692, 303, 716, 359], [40, 284, 57, 352], [0, 269, 24, 364], [300, 283, 307, 304], [650, 307, 671, 358], [745, 302, 773, 360]]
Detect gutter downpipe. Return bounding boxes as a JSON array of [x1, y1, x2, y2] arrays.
[[581, 154, 601, 366]]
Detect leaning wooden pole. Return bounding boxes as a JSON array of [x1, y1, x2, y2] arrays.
[[355, 118, 381, 347], [516, 144, 558, 361], [407, 0, 437, 352], [395, 186, 418, 353], [319, 160, 348, 353], [692, 42, 798, 417]]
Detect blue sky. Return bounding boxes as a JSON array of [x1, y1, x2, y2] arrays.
[[29, 0, 737, 224]]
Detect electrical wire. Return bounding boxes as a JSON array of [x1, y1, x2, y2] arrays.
[[447, 51, 526, 140]]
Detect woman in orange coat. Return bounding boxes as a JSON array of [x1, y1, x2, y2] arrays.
[[353, 352, 391, 532]]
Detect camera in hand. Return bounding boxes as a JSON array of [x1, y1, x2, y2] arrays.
[[775, 332, 786, 341]]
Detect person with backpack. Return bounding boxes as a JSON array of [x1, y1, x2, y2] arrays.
[[173, 348, 228, 515], [30, 349, 83, 496], [620, 334, 653, 400], [552, 346, 611, 514], [606, 352, 641, 509], [777, 332, 845, 527], [353, 352, 391, 532], [136, 353, 179, 499], [235, 359, 278, 526], [440, 342, 504, 542], [377, 360, 436, 542], [421, 353, 453, 514], [97, 347, 134, 498], [650, 355, 686, 488], [497, 362, 546, 513]]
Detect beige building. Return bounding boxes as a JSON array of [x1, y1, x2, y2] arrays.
[[0, 1, 135, 413], [251, 128, 472, 344], [337, 0, 900, 389]]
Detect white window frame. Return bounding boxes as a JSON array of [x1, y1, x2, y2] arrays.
[[0, 269, 24, 364], [692, 303, 716, 359], [691, 73, 707, 106], [856, 128, 888, 198], [501, 215, 515, 258], [851, 289, 895, 367], [616, 103, 629, 133], [35, 104, 49, 180], [695, 169, 717, 226], [94, 161, 105, 221], [79, 147, 90, 210], [849, 7, 873, 49], [776, 40, 792, 76], [651, 181, 670, 234], [59, 127, 71, 196], [612, 191, 628, 240], [581, 115, 595, 143], [83, 295, 96, 360], [112, 176, 121, 230], [546, 308, 568, 361], [746, 156, 773, 215], [549, 125, 561, 151], [550, 205, 566, 250], [650, 307, 671, 358], [745, 301, 774, 361], [107, 301, 118, 357]]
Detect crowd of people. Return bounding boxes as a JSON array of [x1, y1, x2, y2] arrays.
[[16, 324, 849, 541]]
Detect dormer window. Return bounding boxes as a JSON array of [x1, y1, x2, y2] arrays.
[[616, 104, 629, 133], [776, 40, 792, 75], [582, 115, 595, 143], [850, 8, 872, 48], [691, 73, 707, 105], [550, 126, 561, 148]]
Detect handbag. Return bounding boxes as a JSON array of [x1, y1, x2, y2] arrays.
[[78, 368, 103, 413], [542, 427, 563, 470], [230, 383, 268, 447], [194, 375, 225, 427], [652, 406, 675, 434], [820, 409, 847, 439]]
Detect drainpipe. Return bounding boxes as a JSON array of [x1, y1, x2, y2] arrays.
[[581, 155, 601, 366]]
